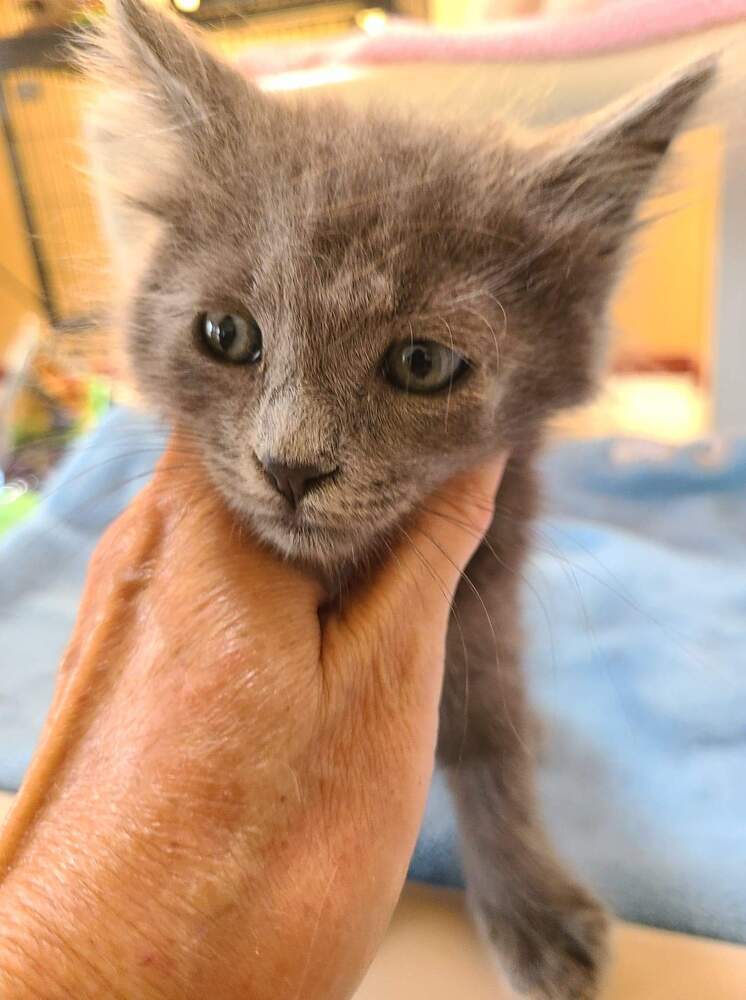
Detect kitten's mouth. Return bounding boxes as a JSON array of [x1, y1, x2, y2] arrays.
[[263, 510, 342, 535]]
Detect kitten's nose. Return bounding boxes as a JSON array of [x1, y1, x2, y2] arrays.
[[261, 457, 338, 508]]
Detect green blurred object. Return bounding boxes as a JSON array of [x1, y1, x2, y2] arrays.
[[86, 377, 111, 424], [0, 487, 40, 537]]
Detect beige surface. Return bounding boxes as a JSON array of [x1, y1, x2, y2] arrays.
[[356, 883, 746, 1000], [2, 791, 744, 998]]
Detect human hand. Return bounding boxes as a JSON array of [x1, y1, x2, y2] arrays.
[[0, 435, 505, 1000]]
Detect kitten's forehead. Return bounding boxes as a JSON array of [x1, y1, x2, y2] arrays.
[[269, 150, 487, 326], [171, 92, 501, 335]]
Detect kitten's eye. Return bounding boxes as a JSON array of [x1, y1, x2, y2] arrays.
[[199, 312, 262, 364], [384, 340, 468, 394]]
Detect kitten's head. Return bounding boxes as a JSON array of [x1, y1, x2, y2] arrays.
[[87, 0, 714, 571]]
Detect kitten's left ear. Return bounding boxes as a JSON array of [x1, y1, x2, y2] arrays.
[[503, 58, 717, 414], [529, 56, 717, 274]]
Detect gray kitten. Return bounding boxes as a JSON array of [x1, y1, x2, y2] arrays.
[[86, 3, 714, 996]]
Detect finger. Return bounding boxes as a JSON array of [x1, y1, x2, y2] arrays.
[[400, 453, 508, 605], [149, 429, 215, 513], [333, 453, 508, 639]]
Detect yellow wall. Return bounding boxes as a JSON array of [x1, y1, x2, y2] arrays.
[[612, 125, 721, 375], [2, 68, 105, 325], [0, 117, 41, 355]]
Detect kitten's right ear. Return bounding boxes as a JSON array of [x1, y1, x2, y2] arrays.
[[84, 0, 261, 219]]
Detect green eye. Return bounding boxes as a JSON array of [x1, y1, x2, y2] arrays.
[[199, 312, 262, 364], [384, 340, 468, 394]]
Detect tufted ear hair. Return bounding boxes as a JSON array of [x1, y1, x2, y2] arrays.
[[83, 0, 271, 221], [528, 57, 717, 287], [492, 56, 718, 417]]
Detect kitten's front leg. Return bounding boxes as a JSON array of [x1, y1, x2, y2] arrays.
[[436, 464, 609, 999]]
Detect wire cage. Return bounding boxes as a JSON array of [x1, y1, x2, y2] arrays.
[[0, 64, 103, 334], [0, 0, 393, 340]]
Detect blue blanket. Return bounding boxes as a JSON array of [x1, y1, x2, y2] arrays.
[[1, 409, 744, 944]]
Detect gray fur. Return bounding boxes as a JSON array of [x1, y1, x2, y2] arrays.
[[85, 4, 715, 995]]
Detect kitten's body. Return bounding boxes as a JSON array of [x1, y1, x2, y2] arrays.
[[87, 4, 715, 996]]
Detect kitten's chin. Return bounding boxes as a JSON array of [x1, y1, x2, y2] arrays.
[[212, 475, 384, 574], [248, 511, 377, 574]]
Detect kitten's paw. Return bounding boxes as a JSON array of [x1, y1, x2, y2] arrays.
[[475, 876, 609, 1000]]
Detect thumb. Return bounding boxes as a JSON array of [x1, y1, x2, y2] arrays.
[[338, 453, 508, 637]]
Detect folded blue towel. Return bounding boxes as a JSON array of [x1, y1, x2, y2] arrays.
[[1, 410, 744, 944]]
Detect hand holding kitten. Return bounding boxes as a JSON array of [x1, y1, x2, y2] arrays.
[[0, 436, 505, 1000]]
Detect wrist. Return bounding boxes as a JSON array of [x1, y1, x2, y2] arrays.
[[0, 867, 123, 1000], [0, 805, 225, 1000], [0, 794, 400, 1000]]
